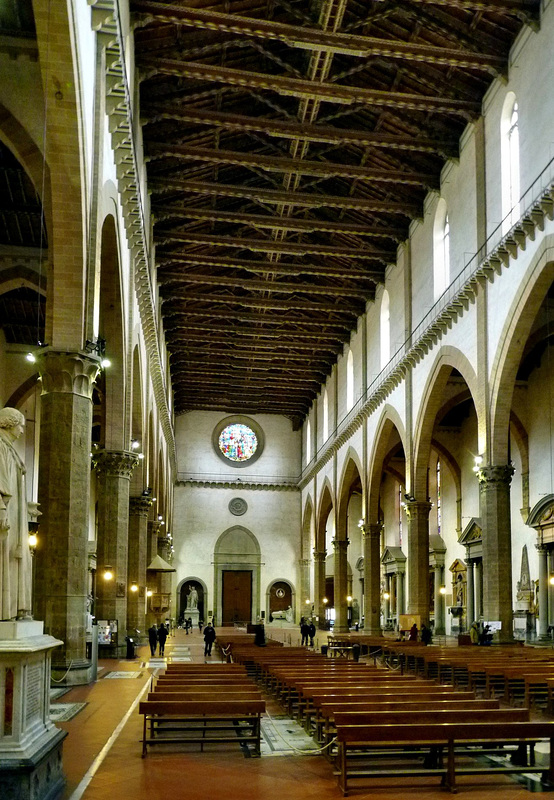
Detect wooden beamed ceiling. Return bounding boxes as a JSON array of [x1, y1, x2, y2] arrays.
[[132, 0, 538, 426]]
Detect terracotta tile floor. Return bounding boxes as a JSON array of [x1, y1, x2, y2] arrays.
[[54, 630, 551, 800]]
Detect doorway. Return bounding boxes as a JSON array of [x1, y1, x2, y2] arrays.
[[222, 570, 252, 625]]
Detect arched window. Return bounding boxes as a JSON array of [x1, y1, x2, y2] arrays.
[[433, 198, 450, 301], [380, 289, 390, 369], [346, 349, 354, 411], [323, 388, 329, 442], [501, 92, 520, 234], [305, 419, 311, 466]]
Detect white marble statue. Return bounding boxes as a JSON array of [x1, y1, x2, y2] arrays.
[[0, 407, 32, 620], [186, 584, 198, 610]]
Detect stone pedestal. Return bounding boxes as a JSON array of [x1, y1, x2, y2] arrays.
[[185, 609, 200, 628], [0, 620, 66, 800]]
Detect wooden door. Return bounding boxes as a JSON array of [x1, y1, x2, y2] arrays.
[[222, 570, 252, 625]]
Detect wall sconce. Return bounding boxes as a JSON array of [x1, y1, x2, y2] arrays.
[[347, 595, 353, 603], [146, 589, 153, 598], [383, 592, 390, 601], [85, 337, 111, 368], [130, 581, 138, 593], [103, 566, 114, 581], [472, 455, 483, 473], [131, 439, 140, 450], [357, 518, 364, 528], [439, 586, 446, 595], [28, 532, 38, 552], [305, 599, 311, 605], [322, 597, 328, 605], [549, 575, 554, 586]]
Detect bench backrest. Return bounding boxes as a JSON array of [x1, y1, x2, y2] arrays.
[[333, 707, 529, 727], [336, 720, 554, 743], [139, 699, 265, 715]]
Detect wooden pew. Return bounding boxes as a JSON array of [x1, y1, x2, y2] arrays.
[[314, 696, 498, 745], [334, 717, 554, 796], [139, 698, 265, 757]]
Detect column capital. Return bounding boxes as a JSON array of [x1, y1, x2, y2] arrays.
[[313, 549, 327, 563], [404, 499, 432, 519], [536, 543, 549, 555], [36, 349, 101, 399], [361, 522, 382, 539], [129, 495, 153, 517], [477, 464, 515, 487], [333, 538, 349, 552], [93, 449, 139, 479]]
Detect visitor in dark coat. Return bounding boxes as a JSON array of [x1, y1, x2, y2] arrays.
[[308, 621, 316, 647], [204, 623, 216, 656], [300, 621, 310, 646], [148, 624, 158, 657], [157, 623, 168, 656]]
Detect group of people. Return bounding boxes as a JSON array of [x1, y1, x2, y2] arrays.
[[148, 623, 169, 657], [407, 623, 432, 645], [300, 618, 316, 647]]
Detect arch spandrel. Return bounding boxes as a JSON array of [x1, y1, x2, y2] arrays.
[[315, 481, 334, 552], [489, 252, 554, 464], [337, 447, 364, 536], [412, 347, 479, 499], [367, 405, 406, 522]]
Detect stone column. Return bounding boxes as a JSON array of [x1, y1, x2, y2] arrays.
[[362, 524, 382, 634], [333, 538, 349, 632], [127, 495, 152, 637], [313, 549, 327, 629], [537, 545, 549, 639], [466, 558, 475, 627], [475, 560, 483, 620], [383, 575, 391, 624], [397, 570, 405, 617], [434, 566, 445, 635], [478, 464, 515, 641], [298, 557, 311, 613], [94, 450, 138, 653], [34, 350, 100, 684], [405, 500, 432, 618]]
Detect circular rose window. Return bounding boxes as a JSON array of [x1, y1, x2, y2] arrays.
[[213, 416, 264, 467], [219, 423, 258, 462]]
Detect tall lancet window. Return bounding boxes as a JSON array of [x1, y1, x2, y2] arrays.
[[436, 458, 442, 534], [433, 198, 450, 301]]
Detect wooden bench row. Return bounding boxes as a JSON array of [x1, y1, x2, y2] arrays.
[[140, 665, 265, 757]]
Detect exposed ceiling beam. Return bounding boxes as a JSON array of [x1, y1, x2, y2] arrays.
[[178, 363, 328, 381], [160, 272, 370, 299], [173, 377, 319, 395], [143, 106, 459, 158], [139, 59, 481, 119], [147, 143, 439, 188], [174, 343, 332, 363], [392, 0, 538, 13], [161, 292, 364, 315], [157, 231, 395, 261], [149, 178, 422, 216], [164, 307, 354, 331], [132, 2, 505, 74], [157, 253, 384, 281], [165, 326, 344, 347], [154, 206, 406, 240]]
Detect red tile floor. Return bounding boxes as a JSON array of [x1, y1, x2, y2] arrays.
[[53, 629, 550, 800]]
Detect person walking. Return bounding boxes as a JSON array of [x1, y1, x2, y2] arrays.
[[203, 623, 216, 656], [148, 624, 158, 657], [157, 623, 168, 657], [300, 619, 310, 646], [308, 620, 316, 647]]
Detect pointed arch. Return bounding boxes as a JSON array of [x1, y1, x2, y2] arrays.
[[367, 405, 407, 522]]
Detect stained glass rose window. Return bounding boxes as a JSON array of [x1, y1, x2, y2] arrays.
[[218, 423, 258, 462]]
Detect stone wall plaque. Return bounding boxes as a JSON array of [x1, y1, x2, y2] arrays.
[[229, 497, 247, 516], [25, 663, 42, 724]]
